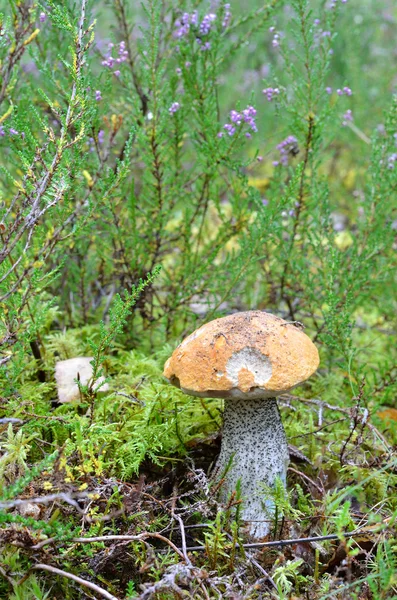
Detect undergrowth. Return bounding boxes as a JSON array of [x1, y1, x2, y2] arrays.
[[0, 0, 396, 598]]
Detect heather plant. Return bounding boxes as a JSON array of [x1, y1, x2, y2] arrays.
[[0, 0, 396, 598]]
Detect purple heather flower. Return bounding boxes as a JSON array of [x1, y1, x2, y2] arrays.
[[230, 110, 242, 124], [9, 128, 19, 135], [223, 3, 231, 28], [169, 102, 180, 114], [98, 130, 105, 144], [343, 86, 352, 95], [326, 86, 333, 94], [269, 26, 275, 32], [337, 88, 343, 96], [263, 87, 280, 101], [0, 125, 5, 137], [114, 69, 120, 77], [95, 90, 102, 101], [221, 105, 258, 138], [314, 19, 321, 25], [322, 30, 331, 37], [242, 105, 257, 132], [257, 155, 263, 162], [275, 135, 299, 165], [39, 12, 46, 22], [342, 109, 353, 126], [224, 123, 236, 136], [185, 61, 191, 68], [199, 13, 216, 35], [245, 132, 252, 138], [102, 41, 128, 69], [202, 41, 211, 51], [191, 11, 198, 26], [217, 132, 224, 138], [262, 198, 269, 205], [272, 34, 280, 48], [176, 67, 182, 75], [387, 153, 397, 169]]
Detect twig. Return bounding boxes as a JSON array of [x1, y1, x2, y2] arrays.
[[282, 394, 391, 452], [174, 514, 191, 563], [31, 527, 387, 555], [247, 553, 277, 590], [0, 492, 88, 511], [21, 563, 118, 600], [180, 528, 386, 552], [288, 466, 324, 494]]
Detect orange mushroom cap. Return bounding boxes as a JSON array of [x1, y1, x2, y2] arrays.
[[164, 311, 319, 399]]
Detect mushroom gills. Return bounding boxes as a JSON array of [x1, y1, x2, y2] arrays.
[[214, 396, 289, 539]]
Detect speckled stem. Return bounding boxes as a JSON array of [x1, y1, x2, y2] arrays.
[[215, 397, 289, 539]]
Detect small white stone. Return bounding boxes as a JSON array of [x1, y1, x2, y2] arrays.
[[55, 357, 109, 403], [18, 502, 41, 519]]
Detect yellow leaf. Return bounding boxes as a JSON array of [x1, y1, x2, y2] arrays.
[[83, 170, 94, 188], [23, 28, 40, 46], [334, 230, 353, 251], [248, 177, 270, 192]]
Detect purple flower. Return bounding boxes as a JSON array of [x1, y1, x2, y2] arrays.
[[242, 105, 257, 132], [176, 67, 182, 75], [314, 19, 321, 25], [263, 87, 280, 101], [230, 110, 242, 124], [199, 13, 216, 35], [9, 128, 19, 135], [387, 153, 397, 169], [201, 41, 211, 51], [343, 86, 352, 95], [321, 30, 331, 37], [217, 132, 224, 138], [325, 86, 333, 94], [169, 102, 180, 114], [269, 26, 275, 32], [257, 155, 263, 162], [275, 135, 299, 165], [0, 125, 5, 137], [95, 90, 102, 101], [185, 61, 191, 68], [272, 37, 280, 48], [262, 198, 269, 205], [102, 41, 128, 69], [342, 109, 353, 126], [98, 130, 105, 144], [39, 12, 46, 22], [221, 105, 258, 138], [224, 123, 236, 136], [223, 4, 231, 28], [114, 69, 120, 77]]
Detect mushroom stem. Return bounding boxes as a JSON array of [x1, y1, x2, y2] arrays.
[[215, 397, 289, 539]]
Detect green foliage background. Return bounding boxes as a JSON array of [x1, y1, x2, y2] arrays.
[[0, 0, 396, 598]]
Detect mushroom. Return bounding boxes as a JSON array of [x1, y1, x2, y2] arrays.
[[163, 311, 319, 538]]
